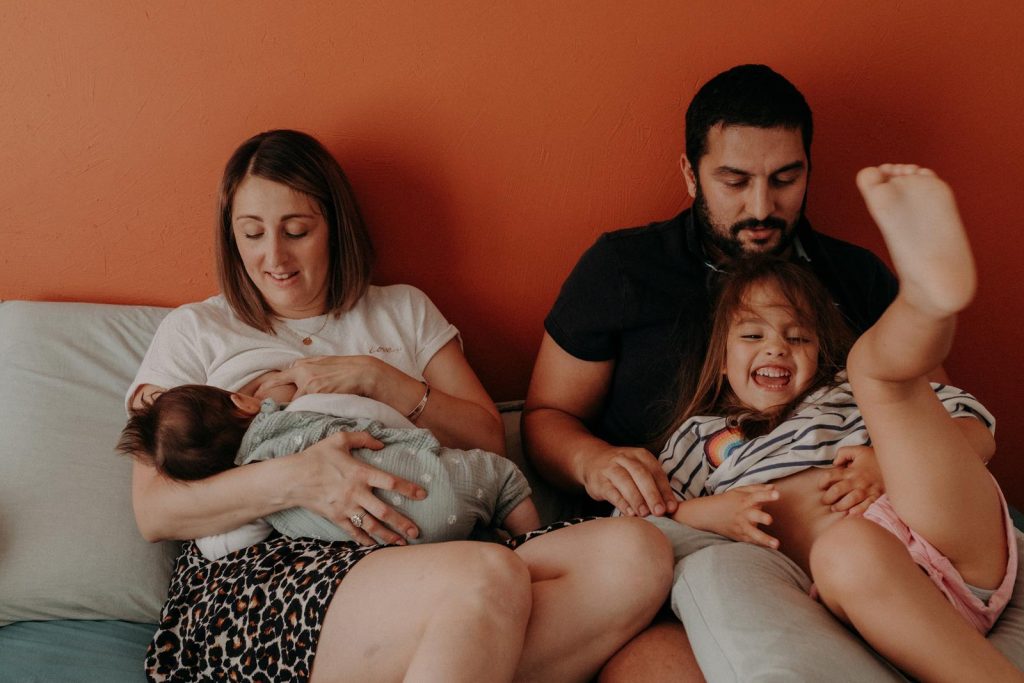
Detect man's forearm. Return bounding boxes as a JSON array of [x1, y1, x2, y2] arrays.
[[522, 406, 609, 491]]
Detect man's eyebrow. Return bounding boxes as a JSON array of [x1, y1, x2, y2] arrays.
[[770, 161, 806, 176], [712, 161, 806, 177]]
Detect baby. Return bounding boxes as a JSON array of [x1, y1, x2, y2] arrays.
[[118, 384, 540, 559]]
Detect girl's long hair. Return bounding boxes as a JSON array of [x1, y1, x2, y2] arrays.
[[659, 257, 854, 443]]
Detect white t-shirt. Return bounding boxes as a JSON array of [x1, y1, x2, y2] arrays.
[[126, 284, 459, 410]]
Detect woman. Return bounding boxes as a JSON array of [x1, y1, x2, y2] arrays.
[[128, 129, 672, 682]]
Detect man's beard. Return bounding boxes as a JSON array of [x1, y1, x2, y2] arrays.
[[693, 184, 799, 259]]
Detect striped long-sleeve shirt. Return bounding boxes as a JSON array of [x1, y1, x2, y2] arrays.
[[658, 381, 995, 500]]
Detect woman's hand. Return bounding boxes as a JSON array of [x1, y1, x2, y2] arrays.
[[818, 445, 884, 515], [672, 484, 780, 549], [259, 355, 403, 402], [293, 430, 428, 545]]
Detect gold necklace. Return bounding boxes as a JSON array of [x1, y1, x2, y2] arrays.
[[280, 315, 330, 346]]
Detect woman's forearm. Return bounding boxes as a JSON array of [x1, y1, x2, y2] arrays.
[[412, 387, 505, 455], [131, 456, 306, 542]]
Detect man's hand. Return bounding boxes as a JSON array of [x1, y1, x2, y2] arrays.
[[580, 446, 678, 517], [819, 445, 884, 515], [673, 484, 780, 549]]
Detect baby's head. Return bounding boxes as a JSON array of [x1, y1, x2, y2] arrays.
[[118, 384, 262, 481], [676, 257, 852, 437]]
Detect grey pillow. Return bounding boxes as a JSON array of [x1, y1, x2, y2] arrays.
[[0, 301, 180, 625]]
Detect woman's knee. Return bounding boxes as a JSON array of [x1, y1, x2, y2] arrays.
[[594, 517, 674, 600], [450, 543, 532, 615]]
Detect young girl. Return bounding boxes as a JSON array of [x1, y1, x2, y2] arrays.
[[659, 165, 1020, 681]]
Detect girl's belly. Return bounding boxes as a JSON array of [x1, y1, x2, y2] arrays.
[[762, 467, 849, 576]]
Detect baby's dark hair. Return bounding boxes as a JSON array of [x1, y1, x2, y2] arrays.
[[117, 384, 254, 481]]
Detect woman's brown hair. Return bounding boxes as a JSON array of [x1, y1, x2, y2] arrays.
[[217, 129, 375, 332], [660, 257, 854, 442]]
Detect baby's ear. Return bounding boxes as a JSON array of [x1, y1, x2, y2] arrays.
[[229, 392, 261, 416]]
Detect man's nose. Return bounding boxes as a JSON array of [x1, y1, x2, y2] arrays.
[[748, 181, 775, 221]]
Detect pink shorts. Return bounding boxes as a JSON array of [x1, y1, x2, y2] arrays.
[[863, 478, 1017, 634]]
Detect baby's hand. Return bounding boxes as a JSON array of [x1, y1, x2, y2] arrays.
[[250, 371, 298, 404], [678, 484, 780, 549]]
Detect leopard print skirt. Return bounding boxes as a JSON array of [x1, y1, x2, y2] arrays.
[[145, 519, 587, 682]]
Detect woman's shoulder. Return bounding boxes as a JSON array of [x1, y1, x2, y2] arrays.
[[357, 284, 445, 321], [153, 295, 248, 343], [361, 283, 433, 307], [161, 295, 236, 327]]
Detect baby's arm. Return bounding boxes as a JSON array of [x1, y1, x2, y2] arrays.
[[671, 485, 780, 549], [502, 499, 541, 535]]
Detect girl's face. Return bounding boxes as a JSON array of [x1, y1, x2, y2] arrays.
[[231, 175, 330, 320], [722, 279, 820, 412]]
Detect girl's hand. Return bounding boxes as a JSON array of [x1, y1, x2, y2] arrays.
[[674, 484, 780, 549], [293, 431, 428, 546], [818, 445, 884, 515]]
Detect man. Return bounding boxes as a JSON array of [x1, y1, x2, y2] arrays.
[[524, 64, 1024, 681]]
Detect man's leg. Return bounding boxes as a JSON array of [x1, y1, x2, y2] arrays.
[[673, 540, 906, 682]]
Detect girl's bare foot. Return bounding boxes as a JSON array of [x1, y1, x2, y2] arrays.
[[856, 164, 976, 317]]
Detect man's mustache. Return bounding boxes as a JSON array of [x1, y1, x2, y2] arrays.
[[730, 216, 787, 236]]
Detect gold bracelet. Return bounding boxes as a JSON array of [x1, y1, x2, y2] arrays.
[[406, 381, 430, 422]]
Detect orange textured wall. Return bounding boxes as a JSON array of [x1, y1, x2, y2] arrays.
[[2, 1, 1023, 504]]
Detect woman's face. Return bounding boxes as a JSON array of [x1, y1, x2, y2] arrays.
[[231, 175, 330, 319], [722, 280, 820, 412]]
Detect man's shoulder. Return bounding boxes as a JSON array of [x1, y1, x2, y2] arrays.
[[583, 210, 695, 271], [596, 211, 689, 247]]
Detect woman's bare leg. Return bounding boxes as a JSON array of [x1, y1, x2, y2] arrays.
[[848, 164, 1005, 586], [812, 517, 1020, 682], [512, 517, 673, 682], [312, 542, 532, 683]]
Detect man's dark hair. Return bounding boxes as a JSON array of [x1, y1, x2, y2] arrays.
[[685, 64, 813, 171], [117, 384, 253, 481]]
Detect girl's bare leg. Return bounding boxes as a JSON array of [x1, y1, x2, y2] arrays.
[[812, 517, 1021, 682], [847, 164, 1005, 586], [312, 542, 532, 683], [817, 165, 1020, 680], [512, 517, 673, 682]]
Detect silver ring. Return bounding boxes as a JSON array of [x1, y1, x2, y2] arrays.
[[350, 511, 365, 529]]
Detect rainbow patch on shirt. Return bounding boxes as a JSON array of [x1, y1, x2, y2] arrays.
[[704, 427, 746, 469]]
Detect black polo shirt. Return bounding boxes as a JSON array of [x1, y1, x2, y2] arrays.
[[544, 209, 898, 447]]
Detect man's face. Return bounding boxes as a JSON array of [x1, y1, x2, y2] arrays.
[[684, 124, 808, 260]]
